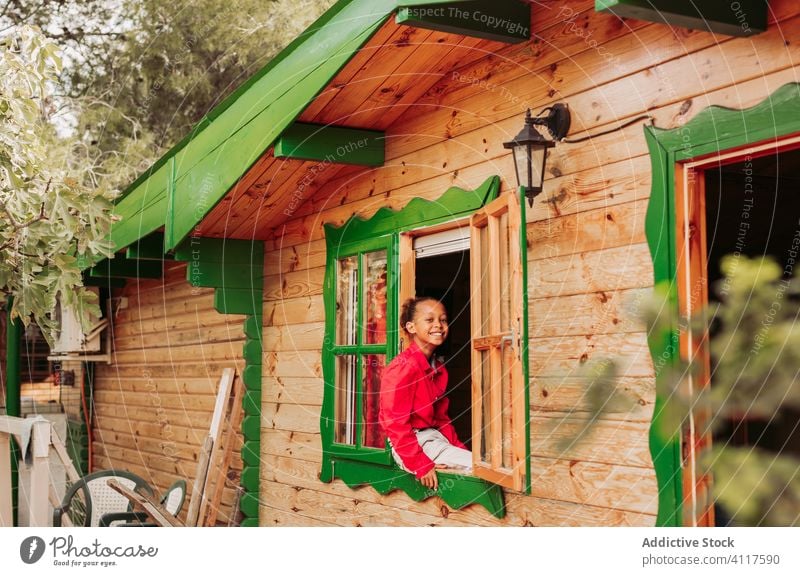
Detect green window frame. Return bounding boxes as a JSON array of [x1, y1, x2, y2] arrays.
[[644, 82, 800, 526], [319, 176, 524, 519], [324, 235, 396, 465]]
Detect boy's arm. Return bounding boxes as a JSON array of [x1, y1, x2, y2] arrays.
[[379, 362, 435, 479]]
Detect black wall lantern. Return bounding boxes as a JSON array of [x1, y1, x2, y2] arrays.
[[503, 104, 571, 207]]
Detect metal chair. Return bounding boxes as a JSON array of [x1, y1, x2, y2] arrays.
[[53, 469, 155, 527]]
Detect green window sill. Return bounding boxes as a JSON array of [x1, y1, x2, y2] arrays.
[[321, 457, 506, 519]]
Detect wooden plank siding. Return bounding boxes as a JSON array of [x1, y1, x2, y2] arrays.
[[249, 0, 800, 526], [92, 262, 246, 525]]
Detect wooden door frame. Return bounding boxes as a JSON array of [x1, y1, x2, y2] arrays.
[[644, 82, 800, 526], [675, 134, 800, 526]]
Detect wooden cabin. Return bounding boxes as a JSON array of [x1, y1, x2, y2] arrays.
[[7, 0, 799, 527]]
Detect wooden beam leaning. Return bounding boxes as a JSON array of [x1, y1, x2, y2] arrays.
[[107, 480, 183, 527], [595, 0, 766, 37], [396, 0, 531, 44], [28, 419, 51, 527], [187, 368, 235, 527], [274, 123, 385, 166], [204, 375, 244, 527]]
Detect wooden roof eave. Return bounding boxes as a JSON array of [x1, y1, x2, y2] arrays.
[[107, 0, 484, 261]]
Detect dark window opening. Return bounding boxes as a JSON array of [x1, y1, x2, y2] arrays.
[[705, 148, 800, 525], [414, 249, 472, 449]]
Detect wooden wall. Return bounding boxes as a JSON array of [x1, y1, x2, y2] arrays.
[[93, 262, 246, 525], [254, 0, 800, 525]]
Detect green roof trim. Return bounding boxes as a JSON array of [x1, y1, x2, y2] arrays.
[[595, 0, 766, 37], [397, 0, 530, 44], [274, 122, 385, 166], [111, 0, 482, 255]]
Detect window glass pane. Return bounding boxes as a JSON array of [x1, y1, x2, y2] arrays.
[[364, 250, 388, 345], [334, 355, 357, 445], [501, 343, 514, 469], [361, 354, 386, 448], [499, 210, 511, 332], [336, 256, 358, 345], [479, 349, 491, 464], [478, 225, 491, 336]]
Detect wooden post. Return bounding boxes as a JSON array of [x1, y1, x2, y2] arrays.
[[186, 368, 235, 526], [107, 480, 183, 527], [198, 369, 237, 525], [27, 419, 50, 527], [0, 434, 11, 527], [204, 375, 244, 526]]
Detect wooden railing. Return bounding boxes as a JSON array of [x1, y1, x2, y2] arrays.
[[0, 415, 80, 527]]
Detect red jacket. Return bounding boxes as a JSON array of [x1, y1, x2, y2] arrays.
[[379, 341, 467, 478]]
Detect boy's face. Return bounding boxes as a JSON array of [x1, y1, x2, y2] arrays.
[[406, 299, 449, 355]]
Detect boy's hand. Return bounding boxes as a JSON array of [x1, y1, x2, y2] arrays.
[[419, 465, 448, 490]]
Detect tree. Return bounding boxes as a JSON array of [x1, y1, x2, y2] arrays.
[[0, 25, 115, 340], [652, 256, 800, 526], [1, 0, 337, 192]]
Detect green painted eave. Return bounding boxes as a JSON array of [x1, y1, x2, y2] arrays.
[[274, 123, 385, 166], [595, 0, 766, 37], [110, 0, 483, 256], [396, 0, 530, 44]]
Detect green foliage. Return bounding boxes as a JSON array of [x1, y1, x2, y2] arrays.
[[0, 26, 115, 340], [0, 1, 337, 337], [640, 256, 799, 525], [707, 256, 800, 421], [705, 446, 800, 527], [1, 0, 336, 192], [554, 358, 635, 453]]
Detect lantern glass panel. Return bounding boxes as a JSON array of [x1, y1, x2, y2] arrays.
[[530, 145, 547, 190], [512, 145, 528, 189]]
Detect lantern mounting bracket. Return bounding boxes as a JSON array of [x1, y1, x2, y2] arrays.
[[533, 103, 571, 142]]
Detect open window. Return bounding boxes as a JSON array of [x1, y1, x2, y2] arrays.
[[468, 192, 528, 491], [320, 177, 528, 516]]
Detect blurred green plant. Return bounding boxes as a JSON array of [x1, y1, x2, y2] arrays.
[[567, 255, 800, 526], [0, 26, 115, 341]]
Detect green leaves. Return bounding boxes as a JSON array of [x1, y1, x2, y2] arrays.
[[648, 256, 800, 525], [1, 26, 115, 343]]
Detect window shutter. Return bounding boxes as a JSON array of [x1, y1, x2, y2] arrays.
[[469, 189, 528, 491]]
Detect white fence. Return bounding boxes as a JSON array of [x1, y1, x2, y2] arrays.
[[0, 415, 79, 527]]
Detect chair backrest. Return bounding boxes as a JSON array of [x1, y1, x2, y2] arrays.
[[61, 469, 154, 527], [161, 479, 186, 516]]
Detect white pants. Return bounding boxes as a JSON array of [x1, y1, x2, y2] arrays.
[[391, 428, 473, 473]]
